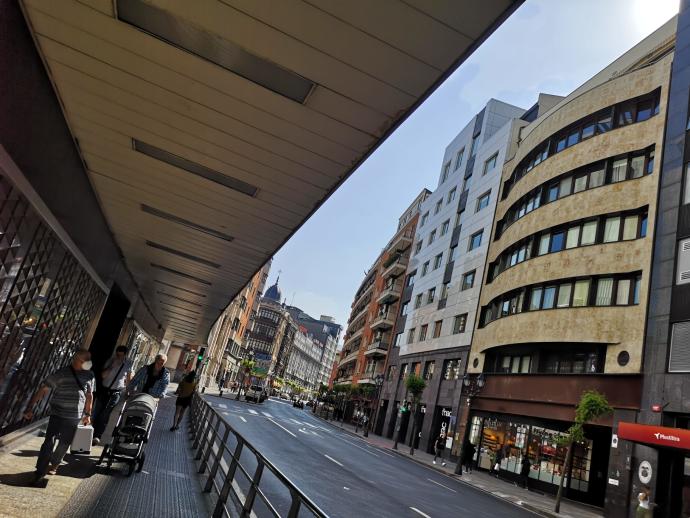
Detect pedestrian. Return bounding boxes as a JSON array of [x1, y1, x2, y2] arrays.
[[127, 353, 170, 398], [171, 371, 197, 431], [636, 485, 652, 518], [92, 345, 133, 446], [23, 350, 95, 485], [433, 434, 447, 466], [463, 441, 476, 474], [490, 447, 503, 477], [520, 451, 531, 489]]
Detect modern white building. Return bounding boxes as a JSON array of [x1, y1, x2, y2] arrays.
[[284, 330, 326, 393], [381, 98, 530, 454]]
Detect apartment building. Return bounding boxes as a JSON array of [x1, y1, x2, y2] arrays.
[[465, 22, 673, 510], [379, 99, 527, 453], [283, 329, 325, 393]]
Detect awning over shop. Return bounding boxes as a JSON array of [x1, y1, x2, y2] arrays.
[[618, 422, 690, 450]]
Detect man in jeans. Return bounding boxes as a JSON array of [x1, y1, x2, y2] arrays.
[[92, 345, 133, 446], [127, 353, 170, 398], [23, 350, 95, 485]]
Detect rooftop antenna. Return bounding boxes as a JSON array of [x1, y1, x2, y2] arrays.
[[290, 292, 296, 306]]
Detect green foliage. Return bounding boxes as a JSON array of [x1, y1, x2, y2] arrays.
[[360, 385, 375, 397], [333, 383, 352, 394], [405, 374, 426, 399], [558, 390, 612, 446], [240, 358, 256, 374]]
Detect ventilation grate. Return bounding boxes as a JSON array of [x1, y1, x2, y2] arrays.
[[670, 321, 690, 372]]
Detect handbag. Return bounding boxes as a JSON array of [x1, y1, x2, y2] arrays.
[[494, 462, 500, 471]]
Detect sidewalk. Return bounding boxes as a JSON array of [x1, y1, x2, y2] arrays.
[[0, 387, 210, 518], [312, 414, 603, 518]]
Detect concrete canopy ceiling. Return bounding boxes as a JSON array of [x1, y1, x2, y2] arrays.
[[20, 0, 521, 344]]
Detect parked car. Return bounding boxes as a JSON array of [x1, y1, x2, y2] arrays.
[[245, 385, 265, 403], [279, 393, 290, 400]]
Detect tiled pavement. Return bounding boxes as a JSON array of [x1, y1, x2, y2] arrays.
[[311, 413, 604, 518], [0, 386, 210, 518]]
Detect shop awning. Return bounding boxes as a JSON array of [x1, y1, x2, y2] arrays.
[[618, 422, 690, 450]]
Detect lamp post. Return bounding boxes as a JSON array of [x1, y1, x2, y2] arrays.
[[364, 374, 384, 438], [454, 373, 486, 475]]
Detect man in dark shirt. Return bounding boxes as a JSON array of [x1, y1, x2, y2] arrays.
[[24, 350, 95, 485]]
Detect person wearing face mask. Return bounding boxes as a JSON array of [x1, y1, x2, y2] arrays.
[[23, 349, 95, 485], [92, 345, 133, 446], [127, 353, 170, 399]]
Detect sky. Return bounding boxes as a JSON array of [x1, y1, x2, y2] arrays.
[[269, 0, 680, 335]]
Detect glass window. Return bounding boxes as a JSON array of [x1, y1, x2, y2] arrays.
[[647, 150, 655, 174], [477, 191, 491, 212], [401, 302, 409, 316], [603, 217, 621, 242], [427, 288, 436, 303], [423, 361, 435, 380], [415, 241, 422, 255], [530, 288, 542, 310], [550, 231, 565, 253], [633, 276, 641, 304], [419, 324, 428, 341], [415, 293, 423, 308], [453, 314, 467, 334], [573, 280, 590, 307], [421, 212, 428, 226], [559, 177, 572, 198], [595, 278, 614, 306], [611, 158, 627, 182], [636, 100, 653, 122], [441, 162, 451, 183], [433, 320, 442, 338], [448, 188, 457, 204], [462, 271, 475, 290], [428, 230, 436, 245], [566, 130, 580, 147], [542, 286, 556, 309], [619, 105, 634, 125], [581, 220, 597, 245], [589, 167, 605, 188], [422, 262, 429, 276], [443, 359, 461, 380], [449, 245, 458, 262], [435, 200, 442, 214], [469, 231, 483, 251], [441, 220, 450, 235], [470, 134, 480, 157], [623, 215, 639, 240], [640, 215, 648, 237], [566, 226, 580, 249], [573, 174, 587, 193], [440, 282, 449, 300], [557, 283, 572, 307], [538, 234, 550, 255], [598, 113, 613, 133], [455, 148, 464, 170], [434, 254, 442, 269], [630, 155, 645, 179], [547, 183, 559, 202], [407, 272, 416, 286], [581, 123, 595, 140], [556, 136, 567, 152], [617, 279, 631, 305], [484, 153, 498, 175]]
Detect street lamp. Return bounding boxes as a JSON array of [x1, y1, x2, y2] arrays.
[[364, 374, 384, 438], [454, 373, 486, 475]]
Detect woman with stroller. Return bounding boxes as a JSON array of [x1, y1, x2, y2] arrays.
[[171, 371, 197, 431]]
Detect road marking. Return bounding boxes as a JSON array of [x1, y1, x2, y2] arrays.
[[238, 416, 247, 423], [261, 411, 273, 417], [268, 418, 297, 437], [218, 403, 227, 409], [338, 437, 379, 457], [303, 422, 317, 428], [427, 478, 457, 493], [324, 454, 343, 467], [222, 411, 229, 416], [298, 428, 310, 434], [290, 418, 302, 425], [248, 409, 258, 415], [410, 507, 431, 518]]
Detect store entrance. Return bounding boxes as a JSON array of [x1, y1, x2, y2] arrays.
[[655, 448, 690, 517], [375, 399, 388, 436]]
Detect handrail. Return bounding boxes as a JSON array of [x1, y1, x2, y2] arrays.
[[189, 394, 329, 518]]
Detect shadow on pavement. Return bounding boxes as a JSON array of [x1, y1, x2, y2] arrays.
[[0, 470, 43, 487]]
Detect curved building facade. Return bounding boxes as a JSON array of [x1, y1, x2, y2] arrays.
[[465, 25, 675, 509]]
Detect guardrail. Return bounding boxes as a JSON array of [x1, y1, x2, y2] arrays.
[[189, 394, 329, 518]]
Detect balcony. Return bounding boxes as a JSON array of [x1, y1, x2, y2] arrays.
[[334, 374, 353, 385], [347, 307, 368, 332], [388, 229, 414, 253], [364, 340, 389, 357], [377, 279, 403, 305], [338, 349, 359, 368], [354, 281, 375, 307], [343, 327, 364, 349], [382, 255, 408, 279], [371, 310, 394, 330]]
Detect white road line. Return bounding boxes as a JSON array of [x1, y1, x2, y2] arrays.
[[303, 422, 317, 428], [290, 418, 302, 425], [218, 403, 228, 409], [238, 416, 247, 423], [222, 411, 229, 416], [324, 454, 343, 467], [268, 418, 297, 437], [248, 409, 258, 415], [427, 478, 457, 493], [261, 411, 273, 417], [410, 507, 431, 518], [339, 438, 379, 457]]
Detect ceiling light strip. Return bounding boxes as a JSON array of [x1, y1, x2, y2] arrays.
[[158, 301, 201, 315], [133, 140, 258, 197], [146, 240, 221, 269], [157, 291, 204, 307], [151, 263, 212, 285], [143, 205, 233, 243]]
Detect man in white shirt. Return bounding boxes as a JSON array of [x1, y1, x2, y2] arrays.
[[92, 345, 133, 445]]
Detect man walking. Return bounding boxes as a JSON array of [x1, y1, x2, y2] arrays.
[[127, 353, 170, 398], [23, 350, 95, 485], [432, 434, 447, 466], [92, 345, 132, 446]]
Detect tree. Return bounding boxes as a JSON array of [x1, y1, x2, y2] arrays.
[[235, 358, 256, 401], [554, 390, 612, 513], [405, 374, 427, 455]]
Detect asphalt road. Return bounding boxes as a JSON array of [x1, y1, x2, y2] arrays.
[[202, 394, 533, 518]]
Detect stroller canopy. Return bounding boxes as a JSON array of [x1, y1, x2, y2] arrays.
[[126, 393, 157, 415]]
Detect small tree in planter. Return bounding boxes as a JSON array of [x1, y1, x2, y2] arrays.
[[554, 390, 612, 513], [235, 358, 256, 401], [406, 374, 427, 455]]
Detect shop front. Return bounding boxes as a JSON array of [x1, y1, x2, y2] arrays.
[[468, 412, 610, 506]]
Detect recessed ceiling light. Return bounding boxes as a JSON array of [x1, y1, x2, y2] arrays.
[[142, 205, 233, 243], [134, 140, 258, 197], [151, 263, 211, 285], [157, 291, 204, 306], [146, 240, 221, 269], [117, 0, 315, 104]]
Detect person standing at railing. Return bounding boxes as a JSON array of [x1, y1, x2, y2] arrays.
[[171, 371, 197, 431]]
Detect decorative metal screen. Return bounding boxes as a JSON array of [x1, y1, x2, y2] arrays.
[[0, 175, 105, 434]]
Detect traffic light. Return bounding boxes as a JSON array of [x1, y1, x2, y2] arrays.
[[197, 347, 206, 362]]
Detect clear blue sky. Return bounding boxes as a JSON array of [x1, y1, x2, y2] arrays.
[[270, 0, 679, 334]]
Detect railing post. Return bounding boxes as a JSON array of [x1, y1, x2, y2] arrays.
[[192, 403, 211, 449], [195, 409, 215, 461], [241, 458, 265, 517], [204, 422, 230, 488], [287, 488, 302, 518], [213, 437, 244, 518], [198, 412, 220, 474]]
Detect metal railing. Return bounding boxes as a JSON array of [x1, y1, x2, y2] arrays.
[[189, 394, 329, 518]]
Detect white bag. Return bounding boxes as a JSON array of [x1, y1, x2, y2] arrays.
[[71, 424, 94, 454], [493, 462, 500, 471]]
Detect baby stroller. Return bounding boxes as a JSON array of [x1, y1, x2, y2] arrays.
[[96, 393, 157, 476]]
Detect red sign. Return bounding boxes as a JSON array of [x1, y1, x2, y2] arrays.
[[618, 422, 690, 450]]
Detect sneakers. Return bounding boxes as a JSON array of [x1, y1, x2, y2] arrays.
[[92, 437, 100, 446], [47, 464, 59, 476], [432, 460, 436, 464], [442, 462, 447, 467]]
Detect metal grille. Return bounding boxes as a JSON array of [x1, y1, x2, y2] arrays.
[[0, 174, 106, 434], [670, 321, 690, 372]]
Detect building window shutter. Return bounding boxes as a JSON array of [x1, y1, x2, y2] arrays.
[[670, 321, 690, 372], [679, 239, 690, 285]]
